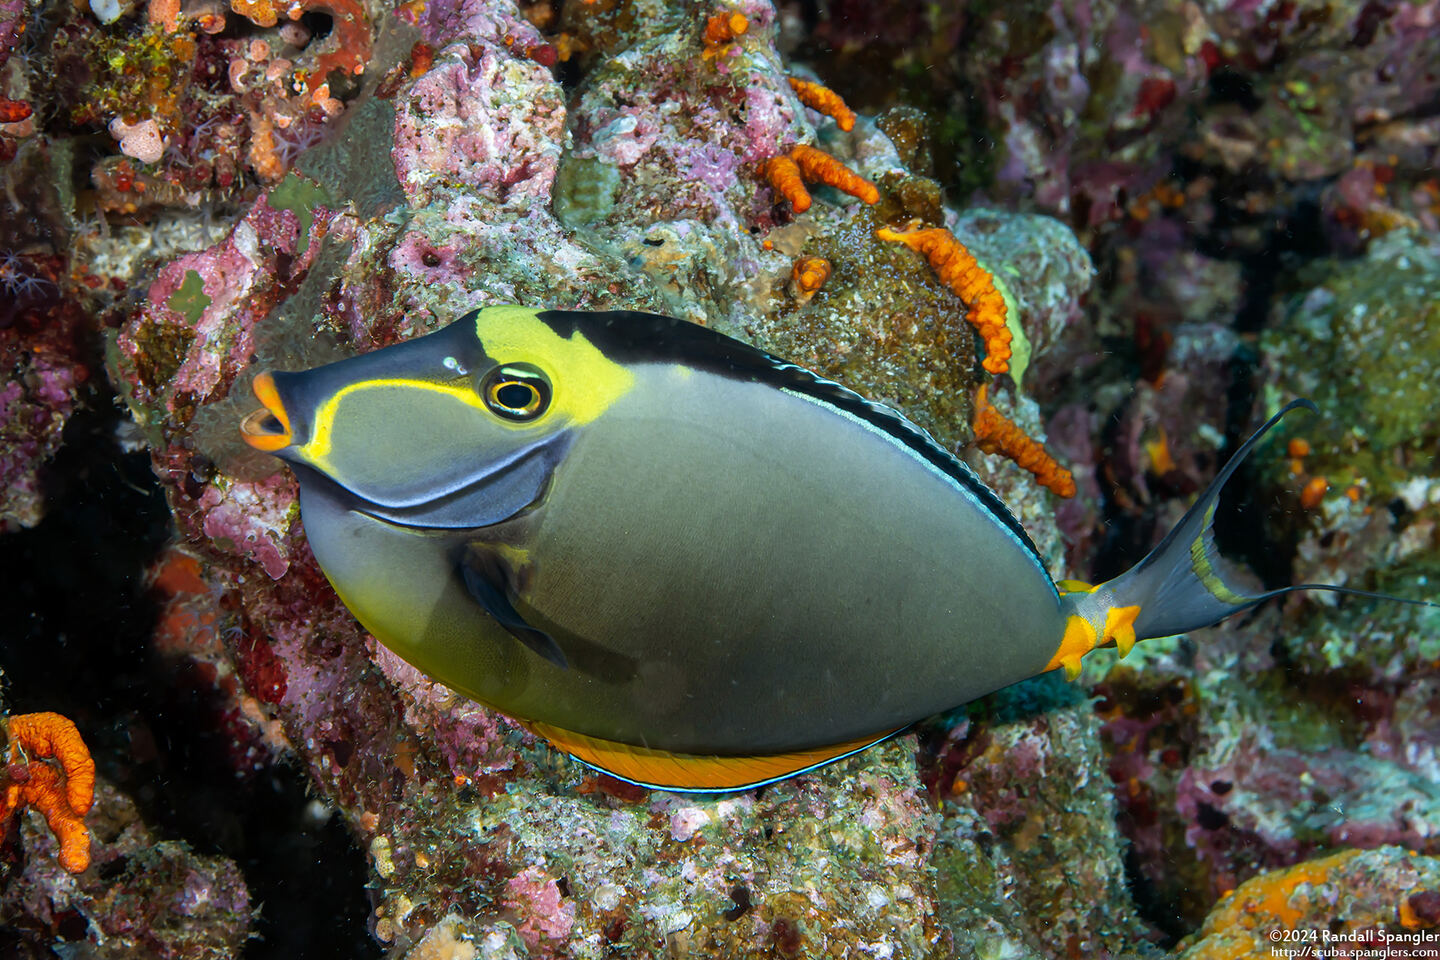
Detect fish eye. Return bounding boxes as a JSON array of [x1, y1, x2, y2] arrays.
[[480, 364, 551, 421]]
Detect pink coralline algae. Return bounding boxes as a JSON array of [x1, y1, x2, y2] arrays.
[[505, 866, 577, 950], [0, 0, 23, 64], [393, 44, 565, 207], [966, 2, 1210, 224], [557, 5, 811, 230], [368, 643, 524, 781], [198, 475, 297, 580], [116, 182, 345, 415], [585, 110, 662, 168]]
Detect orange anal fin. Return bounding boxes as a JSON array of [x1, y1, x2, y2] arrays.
[[1046, 614, 1098, 681], [525, 721, 900, 793]]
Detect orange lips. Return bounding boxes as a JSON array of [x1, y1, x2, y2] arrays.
[[239, 372, 293, 451]]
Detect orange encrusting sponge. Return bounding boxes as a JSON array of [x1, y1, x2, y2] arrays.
[[790, 256, 832, 296], [702, 11, 748, 56]]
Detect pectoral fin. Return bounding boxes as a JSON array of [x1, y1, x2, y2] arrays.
[[459, 557, 569, 669]]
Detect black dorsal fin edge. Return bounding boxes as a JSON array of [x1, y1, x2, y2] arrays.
[[533, 309, 1050, 574]]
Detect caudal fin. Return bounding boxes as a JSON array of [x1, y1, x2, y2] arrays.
[[1053, 399, 1437, 676]]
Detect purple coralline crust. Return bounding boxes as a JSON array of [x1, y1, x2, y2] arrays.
[[585, 109, 662, 168], [1175, 741, 1440, 881], [1109, 328, 1236, 507], [739, 77, 803, 162], [1097, 578, 1440, 925], [675, 138, 745, 193], [0, 297, 89, 531], [835, 0, 1432, 252], [968, 0, 1207, 222], [1082, 229, 1439, 922], [0, 0, 23, 71], [505, 866, 577, 949], [407, 0, 542, 51], [0, 781, 253, 957], [224, 560, 414, 817], [369, 642, 526, 780], [1047, 402, 1103, 566], [560, 12, 807, 231]]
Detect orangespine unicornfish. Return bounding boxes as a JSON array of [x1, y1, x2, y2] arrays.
[[239, 306, 1436, 792]]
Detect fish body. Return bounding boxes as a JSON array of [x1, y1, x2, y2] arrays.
[[242, 306, 1429, 790]]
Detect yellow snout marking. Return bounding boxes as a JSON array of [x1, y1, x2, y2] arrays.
[[296, 306, 637, 470], [302, 378, 489, 465]]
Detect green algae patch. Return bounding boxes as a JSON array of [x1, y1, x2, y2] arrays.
[[168, 270, 211, 324], [1263, 231, 1440, 471], [553, 154, 623, 228], [267, 174, 334, 255], [990, 270, 1030, 388]]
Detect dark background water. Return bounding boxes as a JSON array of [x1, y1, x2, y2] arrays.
[[0, 389, 375, 959]]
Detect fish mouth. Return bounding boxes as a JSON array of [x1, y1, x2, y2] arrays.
[[239, 372, 293, 452]]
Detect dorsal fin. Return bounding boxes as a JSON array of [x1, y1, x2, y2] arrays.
[[532, 309, 1048, 573], [525, 719, 900, 793]]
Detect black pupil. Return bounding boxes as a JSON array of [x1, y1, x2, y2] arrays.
[[261, 414, 282, 433], [495, 382, 535, 410]]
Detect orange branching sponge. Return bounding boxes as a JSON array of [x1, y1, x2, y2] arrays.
[[8, 765, 92, 874], [876, 222, 1012, 374], [790, 144, 879, 205], [762, 146, 878, 213], [703, 11, 749, 51], [972, 385, 1076, 498], [1, 712, 96, 873], [762, 155, 811, 213], [788, 78, 856, 131], [790, 256, 831, 301]]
